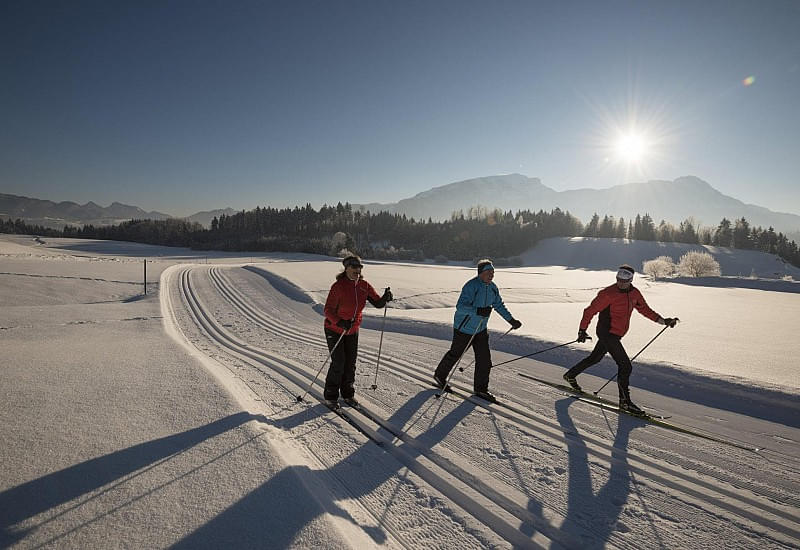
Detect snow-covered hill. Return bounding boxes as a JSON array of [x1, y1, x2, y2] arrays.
[[523, 236, 800, 280]]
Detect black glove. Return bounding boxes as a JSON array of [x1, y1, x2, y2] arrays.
[[663, 317, 679, 328], [382, 288, 393, 302], [336, 319, 353, 330], [577, 329, 589, 343], [476, 306, 492, 317], [509, 318, 522, 330]]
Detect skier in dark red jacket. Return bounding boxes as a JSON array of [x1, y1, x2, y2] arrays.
[[563, 264, 678, 414], [323, 255, 392, 407]]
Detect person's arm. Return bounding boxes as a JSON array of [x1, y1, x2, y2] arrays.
[[579, 290, 609, 330], [490, 285, 513, 322], [323, 282, 342, 325], [366, 283, 392, 308], [632, 289, 661, 323], [455, 280, 478, 316]]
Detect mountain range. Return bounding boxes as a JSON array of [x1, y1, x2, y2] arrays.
[[356, 174, 800, 238], [3, 175, 799, 240], [0, 193, 236, 230]]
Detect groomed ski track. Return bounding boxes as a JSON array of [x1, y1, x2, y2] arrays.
[[162, 263, 800, 549]]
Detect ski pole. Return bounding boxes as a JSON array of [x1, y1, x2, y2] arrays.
[[370, 294, 390, 390], [459, 326, 513, 372], [297, 327, 348, 402], [435, 317, 487, 398], [491, 338, 580, 369], [593, 324, 671, 396]]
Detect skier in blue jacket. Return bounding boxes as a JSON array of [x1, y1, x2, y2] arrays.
[[433, 259, 522, 402]]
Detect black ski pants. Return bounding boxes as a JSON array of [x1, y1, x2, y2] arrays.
[[324, 328, 359, 400], [435, 329, 492, 393], [565, 333, 633, 400]]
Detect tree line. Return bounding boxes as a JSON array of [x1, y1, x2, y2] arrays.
[[581, 212, 798, 263], [2, 205, 799, 270]]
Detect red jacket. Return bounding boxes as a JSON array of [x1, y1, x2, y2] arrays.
[[580, 284, 661, 337], [324, 275, 381, 334]]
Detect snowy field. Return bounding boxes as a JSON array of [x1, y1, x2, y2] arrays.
[[2, 234, 799, 549]]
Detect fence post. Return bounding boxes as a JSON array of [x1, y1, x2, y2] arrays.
[[143, 259, 147, 295]]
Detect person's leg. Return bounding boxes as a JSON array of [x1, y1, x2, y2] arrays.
[[472, 330, 492, 393], [565, 338, 608, 378], [340, 332, 360, 399], [604, 336, 633, 400], [434, 330, 472, 382], [323, 329, 348, 401]]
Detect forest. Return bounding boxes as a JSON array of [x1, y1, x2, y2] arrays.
[[3, 203, 799, 269]]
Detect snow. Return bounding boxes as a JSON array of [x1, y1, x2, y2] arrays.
[[2, 234, 799, 549]]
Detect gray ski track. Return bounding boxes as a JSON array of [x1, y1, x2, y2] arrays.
[[161, 263, 800, 549]]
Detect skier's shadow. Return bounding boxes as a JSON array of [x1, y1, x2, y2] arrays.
[[171, 390, 476, 548], [0, 412, 265, 549], [555, 397, 662, 549]]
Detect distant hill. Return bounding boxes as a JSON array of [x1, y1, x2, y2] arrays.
[[184, 208, 238, 229], [0, 193, 171, 229], [358, 174, 558, 221], [355, 174, 800, 240], [523, 236, 800, 280], [0, 193, 237, 230]]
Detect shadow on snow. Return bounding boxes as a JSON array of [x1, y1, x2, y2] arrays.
[[0, 412, 263, 548]]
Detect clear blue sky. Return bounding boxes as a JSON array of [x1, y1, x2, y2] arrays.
[[2, 0, 798, 217]]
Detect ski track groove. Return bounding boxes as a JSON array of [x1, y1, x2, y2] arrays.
[[172, 266, 550, 549], [205, 267, 590, 547], [174, 264, 799, 549], [207, 265, 800, 548], [174, 267, 455, 550], [211, 267, 800, 528]]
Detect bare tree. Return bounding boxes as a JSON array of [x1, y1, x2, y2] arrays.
[[643, 256, 676, 280], [677, 251, 721, 277]]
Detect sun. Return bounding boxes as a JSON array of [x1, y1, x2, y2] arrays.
[[614, 133, 648, 163]]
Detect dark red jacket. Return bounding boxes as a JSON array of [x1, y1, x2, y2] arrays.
[[580, 284, 661, 337], [324, 275, 382, 334]]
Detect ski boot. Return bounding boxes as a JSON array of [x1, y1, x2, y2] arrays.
[[563, 372, 582, 392], [619, 398, 645, 416], [433, 374, 451, 392], [342, 397, 360, 408], [474, 390, 497, 403]]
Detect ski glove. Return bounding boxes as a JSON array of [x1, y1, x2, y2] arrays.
[[476, 306, 492, 317], [336, 319, 353, 330], [509, 318, 522, 330], [663, 317, 679, 328], [382, 288, 393, 302], [577, 329, 589, 343]]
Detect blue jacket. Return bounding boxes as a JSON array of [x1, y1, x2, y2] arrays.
[[452, 277, 513, 334]]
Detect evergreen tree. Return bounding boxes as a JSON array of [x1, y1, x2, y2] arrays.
[[615, 217, 627, 238], [584, 213, 600, 237], [714, 218, 733, 247]]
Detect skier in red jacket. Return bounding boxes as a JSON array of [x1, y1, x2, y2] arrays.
[[323, 255, 392, 407], [563, 264, 678, 414]]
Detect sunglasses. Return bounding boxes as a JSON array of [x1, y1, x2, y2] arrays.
[[345, 262, 363, 269]]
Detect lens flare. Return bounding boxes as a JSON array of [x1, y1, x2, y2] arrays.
[[742, 76, 756, 86]]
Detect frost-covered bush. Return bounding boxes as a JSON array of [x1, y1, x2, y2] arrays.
[[677, 251, 721, 277], [642, 256, 676, 280]]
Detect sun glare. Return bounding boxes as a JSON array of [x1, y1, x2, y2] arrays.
[[614, 133, 648, 163], [582, 90, 678, 182]]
